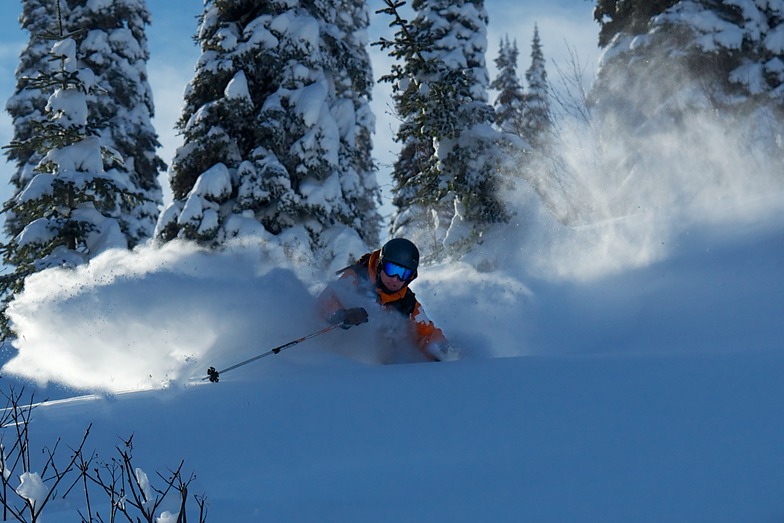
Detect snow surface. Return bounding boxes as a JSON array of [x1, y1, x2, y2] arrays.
[[0, 186, 782, 521], [0, 3, 782, 519]]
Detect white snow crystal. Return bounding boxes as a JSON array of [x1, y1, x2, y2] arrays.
[[135, 467, 153, 500], [224, 213, 270, 239], [224, 70, 252, 104], [50, 38, 77, 72], [179, 195, 205, 224], [766, 57, 784, 75], [156, 511, 180, 523], [16, 472, 48, 511], [41, 136, 104, 174], [46, 88, 89, 128], [17, 173, 55, 204], [135, 467, 157, 515], [270, 12, 320, 52], [198, 208, 220, 235], [1, 449, 10, 481], [291, 81, 328, 127], [244, 16, 278, 49], [190, 163, 232, 200], [730, 62, 766, 94], [108, 27, 143, 59], [261, 91, 284, 113], [73, 207, 129, 254], [86, 0, 116, 10], [154, 201, 183, 237], [15, 218, 54, 248], [765, 24, 784, 53], [300, 174, 341, 206], [76, 67, 99, 91], [332, 99, 356, 142], [444, 197, 472, 247], [215, 26, 239, 51]]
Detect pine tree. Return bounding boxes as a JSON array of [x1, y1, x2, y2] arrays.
[[591, 0, 784, 136], [1, 29, 134, 337], [374, 0, 441, 249], [5, 0, 164, 247], [68, 0, 166, 245], [593, 0, 679, 47], [331, 0, 382, 247], [376, 0, 510, 257], [490, 36, 526, 137], [652, 0, 784, 111], [4, 0, 68, 240], [522, 25, 552, 148], [589, 1, 682, 135], [588, 0, 784, 219], [157, 0, 380, 251]]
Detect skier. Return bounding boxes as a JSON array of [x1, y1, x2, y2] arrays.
[[317, 238, 460, 362]]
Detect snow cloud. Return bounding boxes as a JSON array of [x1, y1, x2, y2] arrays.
[[503, 42, 784, 282], [2, 231, 542, 392], [3, 240, 322, 392]]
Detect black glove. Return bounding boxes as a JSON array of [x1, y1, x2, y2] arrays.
[[329, 307, 368, 329]]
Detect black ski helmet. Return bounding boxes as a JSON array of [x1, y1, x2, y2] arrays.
[[380, 238, 419, 273]]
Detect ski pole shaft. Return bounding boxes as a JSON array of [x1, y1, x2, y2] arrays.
[[205, 323, 344, 382]]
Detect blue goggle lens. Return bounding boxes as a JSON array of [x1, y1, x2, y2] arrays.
[[382, 261, 413, 281]]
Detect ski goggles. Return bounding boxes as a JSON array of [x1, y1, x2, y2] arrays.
[[382, 260, 414, 281]]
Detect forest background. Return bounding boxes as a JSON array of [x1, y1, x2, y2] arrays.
[[0, 0, 598, 226]]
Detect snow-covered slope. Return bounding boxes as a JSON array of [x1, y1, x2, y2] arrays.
[[4, 194, 784, 523], [26, 348, 784, 522], [1, 194, 782, 522]]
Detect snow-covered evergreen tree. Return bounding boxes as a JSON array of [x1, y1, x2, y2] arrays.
[[1, 34, 133, 337], [375, 0, 441, 252], [4, 1, 57, 242], [593, 0, 678, 47], [331, 0, 381, 246], [589, 1, 689, 147], [491, 36, 526, 137], [588, 0, 784, 218], [490, 28, 551, 152], [653, 0, 784, 111], [490, 27, 582, 227], [592, 0, 784, 126], [157, 0, 380, 253], [522, 25, 552, 148], [5, 0, 164, 247], [377, 0, 511, 258], [68, 0, 166, 245]]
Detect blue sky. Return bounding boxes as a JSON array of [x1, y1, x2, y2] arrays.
[[0, 0, 599, 219]]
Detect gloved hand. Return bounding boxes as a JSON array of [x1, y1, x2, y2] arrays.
[[328, 307, 369, 329], [427, 342, 461, 362]]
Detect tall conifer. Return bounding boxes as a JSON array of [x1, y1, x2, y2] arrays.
[[1, 0, 164, 337], [491, 36, 526, 137], [1, 21, 132, 336], [589, 0, 784, 218], [377, 0, 511, 256], [158, 0, 380, 251], [522, 25, 552, 147], [5, 0, 164, 247]]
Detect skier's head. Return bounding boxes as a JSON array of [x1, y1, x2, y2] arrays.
[[378, 238, 419, 287]]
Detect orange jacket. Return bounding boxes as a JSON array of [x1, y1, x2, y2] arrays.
[[317, 249, 447, 361]]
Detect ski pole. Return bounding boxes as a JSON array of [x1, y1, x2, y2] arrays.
[[204, 323, 345, 383]]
